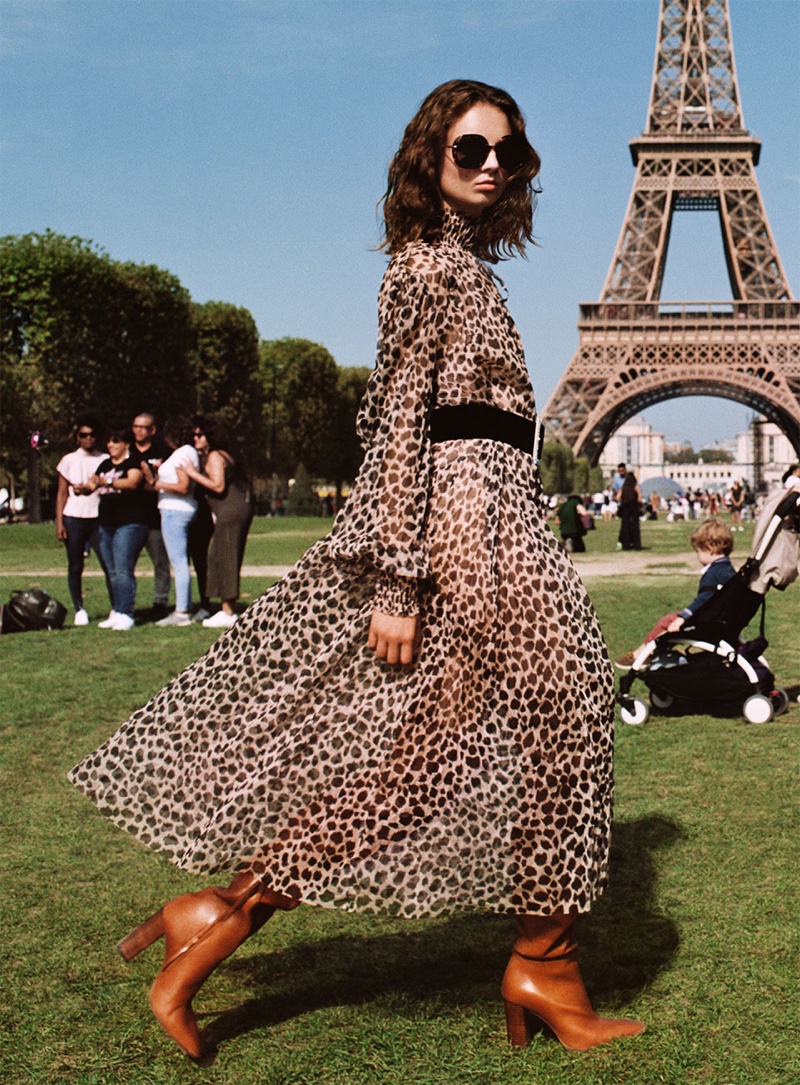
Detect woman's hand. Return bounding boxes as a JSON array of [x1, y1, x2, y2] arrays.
[[368, 610, 420, 665]]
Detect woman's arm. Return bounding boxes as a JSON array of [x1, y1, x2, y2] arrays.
[[55, 474, 70, 541], [180, 450, 227, 493], [104, 467, 143, 492], [156, 466, 192, 495]]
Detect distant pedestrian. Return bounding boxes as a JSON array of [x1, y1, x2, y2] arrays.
[[131, 413, 172, 619], [617, 472, 642, 551], [55, 415, 112, 626], [555, 493, 588, 553], [729, 480, 744, 531], [152, 419, 199, 627], [182, 420, 252, 628], [88, 427, 149, 631]]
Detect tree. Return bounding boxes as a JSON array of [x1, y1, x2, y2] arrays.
[[697, 448, 734, 464], [540, 442, 573, 495], [538, 442, 603, 496], [1, 232, 194, 515], [188, 301, 263, 476], [258, 338, 341, 481], [664, 446, 698, 465], [330, 365, 371, 499], [285, 463, 320, 516]]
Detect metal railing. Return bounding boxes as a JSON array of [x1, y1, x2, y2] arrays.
[[578, 300, 800, 323]]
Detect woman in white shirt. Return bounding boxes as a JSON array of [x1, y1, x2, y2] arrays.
[[147, 419, 199, 627], [55, 415, 112, 625]]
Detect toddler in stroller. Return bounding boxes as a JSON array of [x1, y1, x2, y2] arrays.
[[616, 490, 799, 726], [615, 519, 736, 670]]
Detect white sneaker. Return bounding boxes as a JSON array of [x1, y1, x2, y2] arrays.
[[73, 608, 89, 626], [191, 608, 211, 623], [155, 610, 192, 627], [110, 613, 135, 631], [202, 610, 237, 628], [98, 611, 118, 628]]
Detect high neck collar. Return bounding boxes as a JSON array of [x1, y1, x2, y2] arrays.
[[441, 208, 476, 251]]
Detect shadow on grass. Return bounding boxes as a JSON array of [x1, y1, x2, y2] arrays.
[[200, 814, 682, 1055]]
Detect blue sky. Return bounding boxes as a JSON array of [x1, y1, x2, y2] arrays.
[[2, 0, 798, 448]]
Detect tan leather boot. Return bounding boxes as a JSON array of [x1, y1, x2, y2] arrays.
[[501, 913, 645, 1051], [118, 875, 299, 1060]]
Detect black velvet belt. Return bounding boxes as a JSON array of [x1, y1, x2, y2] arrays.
[[429, 404, 541, 459]]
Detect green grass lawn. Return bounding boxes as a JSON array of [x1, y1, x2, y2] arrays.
[[1, 518, 798, 1085]]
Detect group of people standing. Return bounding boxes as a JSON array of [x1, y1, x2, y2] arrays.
[[55, 413, 251, 630]]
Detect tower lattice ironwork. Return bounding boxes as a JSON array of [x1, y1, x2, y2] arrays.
[[542, 0, 800, 462]]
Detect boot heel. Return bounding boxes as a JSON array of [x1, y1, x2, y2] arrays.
[[504, 1000, 531, 1046], [117, 909, 166, 961]]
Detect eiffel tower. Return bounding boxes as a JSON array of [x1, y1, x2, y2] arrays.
[[542, 0, 800, 463]]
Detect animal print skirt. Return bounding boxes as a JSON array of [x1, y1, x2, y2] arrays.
[[69, 441, 615, 918]]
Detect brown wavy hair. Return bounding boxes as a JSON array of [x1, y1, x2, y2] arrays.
[[381, 80, 541, 263]]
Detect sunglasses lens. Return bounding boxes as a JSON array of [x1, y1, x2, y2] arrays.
[[78, 432, 94, 438], [452, 133, 528, 172], [452, 134, 490, 170], [495, 134, 527, 172]]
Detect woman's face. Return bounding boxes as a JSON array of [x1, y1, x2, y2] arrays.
[[193, 430, 209, 454], [107, 436, 128, 459], [440, 102, 513, 219]]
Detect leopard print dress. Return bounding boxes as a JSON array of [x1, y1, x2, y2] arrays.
[[69, 211, 615, 919]]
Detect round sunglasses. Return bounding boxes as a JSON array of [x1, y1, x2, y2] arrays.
[[451, 132, 528, 172]]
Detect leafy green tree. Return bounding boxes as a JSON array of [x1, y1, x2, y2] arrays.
[[285, 463, 320, 516], [697, 448, 734, 464], [258, 338, 341, 481], [538, 442, 603, 496], [188, 300, 263, 476], [665, 446, 697, 465], [331, 365, 371, 498], [1, 232, 193, 515], [540, 442, 573, 495]]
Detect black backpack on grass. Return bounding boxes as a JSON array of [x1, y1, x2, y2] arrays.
[[1, 589, 68, 633]]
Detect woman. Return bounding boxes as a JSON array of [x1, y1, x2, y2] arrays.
[[617, 472, 643, 551], [555, 493, 588, 553], [89, 427, 148, 631], [183, 420, 252, 629], [185, 420, 214, 623], [54, 415, 112, 625], [148, 419, 199, 627], [69, 81, 643, 1061]]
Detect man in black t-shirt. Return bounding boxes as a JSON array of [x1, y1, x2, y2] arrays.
[[131, 413, 171, 617]]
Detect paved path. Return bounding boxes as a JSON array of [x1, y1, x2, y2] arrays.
[[7, 552, 699, 583]]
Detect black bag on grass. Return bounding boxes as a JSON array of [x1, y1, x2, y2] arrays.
[[1, 589, 68, 633]]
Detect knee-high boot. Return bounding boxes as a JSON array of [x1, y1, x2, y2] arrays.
[[117, 873, 300, 1061], [501, 913, 645, 1051]]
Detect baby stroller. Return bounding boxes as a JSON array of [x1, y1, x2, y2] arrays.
[[617, 488, 800, 726]]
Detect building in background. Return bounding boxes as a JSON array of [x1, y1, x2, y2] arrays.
[[737, 420, 797, 493], [599, 414, 796, 493], [598, 416, 665, 484]]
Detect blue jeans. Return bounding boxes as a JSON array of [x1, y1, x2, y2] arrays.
[[63, 515, 112, 611], [160, 508, 196, 612], [97, 522, 149, 618]]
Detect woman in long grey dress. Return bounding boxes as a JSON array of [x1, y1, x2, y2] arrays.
[[69, 79, 643, 1062], [181, 419, 252, 629]]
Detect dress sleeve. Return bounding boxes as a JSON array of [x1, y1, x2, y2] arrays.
[[328, 251, 446, 602]]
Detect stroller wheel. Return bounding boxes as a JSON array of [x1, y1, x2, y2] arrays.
[[650, 690, 675, 710], [620, 697, 650, 726], [743, 694, 774, 725], [769, 689, 790, 717]]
